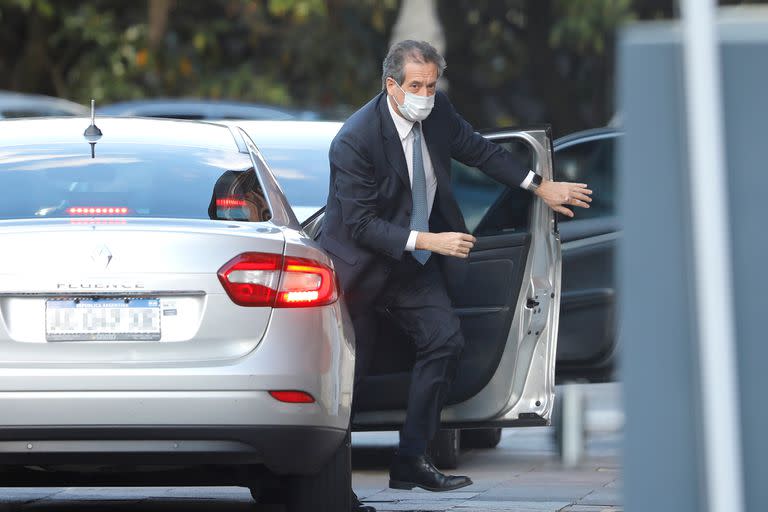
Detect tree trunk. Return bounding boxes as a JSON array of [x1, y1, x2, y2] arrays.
[[389, 0, 447, 88], [148, 0, 173, 51], [11, 10, 53, 95], [524, 0, 582, 136], [390, 0, 445, 54]]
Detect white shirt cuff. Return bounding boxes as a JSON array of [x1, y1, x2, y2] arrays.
[[405, 230, 419, 251], [520, 170, 537, 190]]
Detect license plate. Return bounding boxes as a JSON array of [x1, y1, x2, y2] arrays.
[[46, 298, 161, 341]]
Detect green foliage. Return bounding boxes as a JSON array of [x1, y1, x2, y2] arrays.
[[2, 0, 767, 133], [438, 0, 651, 134], [0, 0, 400, 111], [550, 0, 635, 54]]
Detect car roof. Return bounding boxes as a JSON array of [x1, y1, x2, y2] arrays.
[[0, 90, 88, 118], [225, 120, 343, 150], [0, 117, 242, 152], [100, 98, 315, 121]]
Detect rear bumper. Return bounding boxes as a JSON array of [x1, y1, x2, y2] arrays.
[[0, 425, 346, 476], [0, 390, 347, 429], [0, 389, 349, 476]]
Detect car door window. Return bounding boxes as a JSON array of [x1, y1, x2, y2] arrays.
[[554, 137, 616, 221], [451, 140, 534, 234]]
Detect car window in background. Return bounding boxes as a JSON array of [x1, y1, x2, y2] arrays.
[[98, 101, 316, 121], [1, 109, 81, 118], [0, 91, 88, 119], [0, 145, 271, 222], [554, 136, 616, 220], [256, 145, 331, 222], [451, 139, 533, 234]]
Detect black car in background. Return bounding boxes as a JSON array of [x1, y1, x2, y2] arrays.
[[551, 128, 620, 384]]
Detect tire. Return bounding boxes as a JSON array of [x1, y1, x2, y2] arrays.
[[428, 428, 461, 470], [285, 431, 351, 512], [460, 428, 502, 450]]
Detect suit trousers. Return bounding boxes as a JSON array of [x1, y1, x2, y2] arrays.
[[349, 255, 465, 443]]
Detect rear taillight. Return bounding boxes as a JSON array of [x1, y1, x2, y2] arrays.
[[218, 253, 338, 308], [217, 253, 282, 307], [277, 258, 337, 307]]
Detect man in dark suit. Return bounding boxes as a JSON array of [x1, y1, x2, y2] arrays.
[[321, 40, 591, 511]]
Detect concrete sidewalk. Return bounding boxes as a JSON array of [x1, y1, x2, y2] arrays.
[[353, 384, 623, 512], [353, 428, 622, 512]]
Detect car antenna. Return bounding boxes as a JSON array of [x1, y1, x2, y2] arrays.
[[83, 99, 102, 159]]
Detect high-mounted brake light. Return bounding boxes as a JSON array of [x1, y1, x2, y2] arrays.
[[216, 198, 246, 208], [217, 253, 338, 308], [68, 207, 130, 215]]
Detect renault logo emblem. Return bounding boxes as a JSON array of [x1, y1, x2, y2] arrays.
[[91, 244, 113, 269]]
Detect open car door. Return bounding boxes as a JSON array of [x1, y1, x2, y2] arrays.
[[343, 128, 562, 432]]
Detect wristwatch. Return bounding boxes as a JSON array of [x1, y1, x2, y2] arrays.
[[528, 173, 543, 192]]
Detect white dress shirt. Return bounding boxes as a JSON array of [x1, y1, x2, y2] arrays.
[[386, 96, 537, 252], [386, 97, 437, 252]]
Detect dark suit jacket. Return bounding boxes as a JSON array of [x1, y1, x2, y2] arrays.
[[320, 91, 527, 309]]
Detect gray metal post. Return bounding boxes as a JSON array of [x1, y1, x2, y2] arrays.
[[619, 7, 768, 511], [680, 2, 744, 511]]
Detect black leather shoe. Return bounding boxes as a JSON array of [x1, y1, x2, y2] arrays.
[[352, 490, 376, 512], [389, 454, 473, 492]]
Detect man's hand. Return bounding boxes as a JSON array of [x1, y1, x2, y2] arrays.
[[416, 232, 476, 258], [534, 180, 592, 218]]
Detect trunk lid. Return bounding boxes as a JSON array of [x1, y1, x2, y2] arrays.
[[0, 218, 284, 365]]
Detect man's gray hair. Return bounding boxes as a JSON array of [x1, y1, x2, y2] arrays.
[[381, 40, 446, 90]]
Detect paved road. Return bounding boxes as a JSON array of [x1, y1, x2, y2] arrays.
[[0, 384, 622, 512]]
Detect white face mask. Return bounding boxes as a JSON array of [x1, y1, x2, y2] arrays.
[[390, 79, 435, 122]]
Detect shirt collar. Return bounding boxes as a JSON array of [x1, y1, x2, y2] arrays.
[[386, 94, 416, 141]]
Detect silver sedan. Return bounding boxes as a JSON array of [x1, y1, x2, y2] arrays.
[[0, 117, 354, 511]]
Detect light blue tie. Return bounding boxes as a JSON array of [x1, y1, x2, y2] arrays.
[[410, 123, 431, 265]]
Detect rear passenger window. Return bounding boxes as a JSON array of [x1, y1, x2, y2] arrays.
[[451, 139, 533, 235], [554, 136, 616, 220]]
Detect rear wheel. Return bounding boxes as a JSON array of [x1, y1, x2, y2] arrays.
[[461, 427, 502, 449], [285, 431, 351, 512], [428, 428, 461, 470]]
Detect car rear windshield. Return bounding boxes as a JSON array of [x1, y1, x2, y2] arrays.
[[0, 144, 272, 222]]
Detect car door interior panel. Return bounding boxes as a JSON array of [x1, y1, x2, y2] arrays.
[[353, 237, 530, 411]]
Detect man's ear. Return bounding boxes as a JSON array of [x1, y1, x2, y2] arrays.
[[385, 77, 395, 95]]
